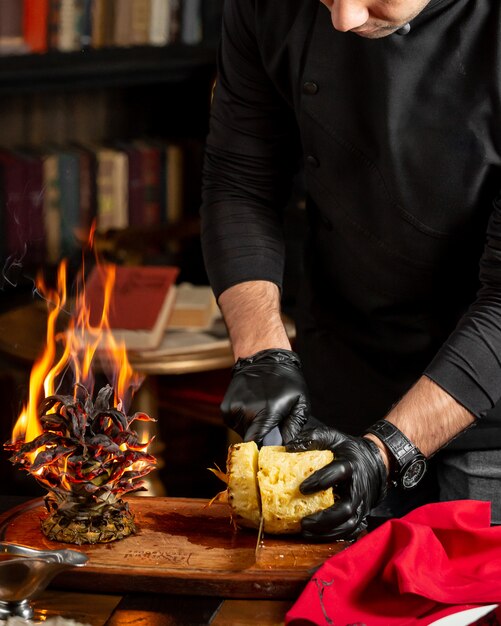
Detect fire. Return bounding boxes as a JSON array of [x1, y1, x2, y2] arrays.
[[6, 232, 153, 496], [11, 246, 142, 447]]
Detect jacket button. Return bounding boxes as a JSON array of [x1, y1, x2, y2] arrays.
[[306, 155, 319, 168], [303, 81, 319, 95]]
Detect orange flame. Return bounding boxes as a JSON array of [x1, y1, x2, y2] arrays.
[[11, 237, 143, 446]]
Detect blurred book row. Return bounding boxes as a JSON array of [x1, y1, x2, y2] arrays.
[[0, 0, 223, 56], [0, 139, 202, 265]]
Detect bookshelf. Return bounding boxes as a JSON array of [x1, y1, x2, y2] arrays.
[[0, 0, 222, 273], [0, 44, 217, 93], [0, 41, 217, 282]]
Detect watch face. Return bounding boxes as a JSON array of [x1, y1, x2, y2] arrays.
[[402, 459, 427, 489]]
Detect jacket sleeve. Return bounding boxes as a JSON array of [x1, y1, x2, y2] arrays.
[[200, 0, 301, 299], [425, 192, 501, 418]]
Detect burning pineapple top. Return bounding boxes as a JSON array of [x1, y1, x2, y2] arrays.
[[6, 385, 156, 499], [4, 234, 156, 500]]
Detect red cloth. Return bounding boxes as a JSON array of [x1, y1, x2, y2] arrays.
[[286, 501, 501, 626]]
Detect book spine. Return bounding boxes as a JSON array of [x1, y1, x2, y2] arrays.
[[131, 0, 151, 45], [124, 145, 144, 227], [43, 153, 62, 264], [48, 0, 62, 50], [97, 149, 128, 232], [58, 0, 77, 51], [78, 148, 96, 232], [97, 150, 115, 232], [22, 154, 46, 265], [102, 0, 116, 46], [141, 145, 161, 226], [58, 151, 80, 256], [168, 0, 181, 44], [181, 0, 202, 45], [91, 0, 108, 48], [80, 0, 93, 48], [113, 0, 133, 47], [149, 0, 168, 46], [23, 0, 50, 54], [166, 144, 184, 223], [73, 0, 86, 49], [0, 0, 25, 53], [114, 150, 129, 229], [0, 153, 25, 261]]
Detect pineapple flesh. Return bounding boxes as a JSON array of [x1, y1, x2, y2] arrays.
[[226, 441, 334, 534], [227, 442, 261, 529]]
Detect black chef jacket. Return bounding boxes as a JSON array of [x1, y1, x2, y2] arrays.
[[201, 0, 501, 449]]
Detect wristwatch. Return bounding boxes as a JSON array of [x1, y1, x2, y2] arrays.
[[365, 420, 427, 489]]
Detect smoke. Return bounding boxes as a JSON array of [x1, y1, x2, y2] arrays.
[[0, 248, 26, 290]]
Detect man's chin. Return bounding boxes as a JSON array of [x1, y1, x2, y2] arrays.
[[352, 25, 400, 39]]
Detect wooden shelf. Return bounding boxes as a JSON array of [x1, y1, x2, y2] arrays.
[[0, 44, 217, 93]]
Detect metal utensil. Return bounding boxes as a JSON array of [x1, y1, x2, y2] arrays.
[[262, 426, 282, 446], [0, 542, 88, 620]]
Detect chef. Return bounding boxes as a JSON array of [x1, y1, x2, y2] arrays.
[[201, 0, 501, 539]]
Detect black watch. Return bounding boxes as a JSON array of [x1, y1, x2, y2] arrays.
[[365, 420, 427, 489]]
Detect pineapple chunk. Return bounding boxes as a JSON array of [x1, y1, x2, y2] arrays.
[[258, 445, 334, 534], [227, 441, 261, 528], [226, 441, 334, 534]]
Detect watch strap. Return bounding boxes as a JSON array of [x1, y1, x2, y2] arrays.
[[365, 420, 426, 489], [363, 438, 388, 505]]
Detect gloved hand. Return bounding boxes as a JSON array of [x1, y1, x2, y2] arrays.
[[221, 349, 310, 444], [286, 426, 388, 541]]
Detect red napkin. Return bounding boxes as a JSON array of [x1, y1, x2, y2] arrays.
[[286, 500, 501, 626]]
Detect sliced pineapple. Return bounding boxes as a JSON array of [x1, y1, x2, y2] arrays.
[[227, 441, 261, 528], [225, 441, 334, 535]]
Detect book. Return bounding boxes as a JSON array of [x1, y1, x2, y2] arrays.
[[18, 150, 46, 264], [96, 147, 128, 232], [23, 0, 50, 53], [58, 149, 81, 255], [132, 327, 230, 359], [80, 0, 93, 48], [58, 0, 85, 52], [47, 0, 62, 50], [149, 0, 169, 46], [82, 264, 179, 350], [165, 143, 184, 223], [0, 150, 46, 264], [181, 0, 202, 45], [116, 142, 143, 227], [43, 152, 62, 263], [168, 0, 181, 44], [135, 140, 162, 226], [167, 283, 218, 330], [114, 0, 133, 47], [0, 150, 27, 261], [131, 0, 151, 45], [0, 0, 27, 54], [73, 144, 97, 234], [91, 0, 114, 48]]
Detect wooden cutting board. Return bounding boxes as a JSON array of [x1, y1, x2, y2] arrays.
[[0, 497, 346, 599]]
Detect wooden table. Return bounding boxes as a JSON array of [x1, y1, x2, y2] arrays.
[[0, 495, 337, 626], [32, 590, 294, 625], [0, 301, 236, 375]]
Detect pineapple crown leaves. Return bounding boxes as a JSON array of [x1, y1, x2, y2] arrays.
[[5, 384, 156, 497]]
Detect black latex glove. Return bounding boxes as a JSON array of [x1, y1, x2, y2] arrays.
[[286, 426, 388, 541], [221, 349, 310, 444]]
